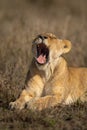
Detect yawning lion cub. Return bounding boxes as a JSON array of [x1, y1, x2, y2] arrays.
[[9, 33, 87, 110]]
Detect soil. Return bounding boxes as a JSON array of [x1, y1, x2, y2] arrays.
[[0, 0, 87, 130]]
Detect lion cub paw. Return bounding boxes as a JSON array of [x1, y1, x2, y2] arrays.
[[9, 101, 25, 110], [27, 99, 44, 111]]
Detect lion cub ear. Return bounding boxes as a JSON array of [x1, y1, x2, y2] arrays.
[[62, 40, 72, 54]]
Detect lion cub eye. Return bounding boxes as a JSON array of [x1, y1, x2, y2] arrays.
[[44, 36, 48, 39]]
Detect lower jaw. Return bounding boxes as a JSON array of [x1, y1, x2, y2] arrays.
[[35, 58, 49, 66], [36, 60, 46, 65]]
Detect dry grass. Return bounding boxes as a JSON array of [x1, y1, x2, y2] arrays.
[[0, 0, 87, 130]]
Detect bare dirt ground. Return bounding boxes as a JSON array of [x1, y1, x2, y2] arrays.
[[0, 0, 87, 130]]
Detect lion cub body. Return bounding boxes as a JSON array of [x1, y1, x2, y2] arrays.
[[28, 57, 87, 105], [9, 33, 87, 110]]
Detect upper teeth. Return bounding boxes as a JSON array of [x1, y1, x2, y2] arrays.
[[37, 45, 39, 48]]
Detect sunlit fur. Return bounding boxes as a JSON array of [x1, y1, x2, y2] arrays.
[[9, 33, 87, 111]]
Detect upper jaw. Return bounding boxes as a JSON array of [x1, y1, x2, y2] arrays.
[[32, 35, 48, 44]]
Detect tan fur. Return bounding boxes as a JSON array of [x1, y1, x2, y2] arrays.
[[9, 33, 87, 110]]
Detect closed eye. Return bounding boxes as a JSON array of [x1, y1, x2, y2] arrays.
[[44, 36, 48, 39]]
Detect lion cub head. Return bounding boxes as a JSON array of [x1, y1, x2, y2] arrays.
[[32, 33, 71, 67]]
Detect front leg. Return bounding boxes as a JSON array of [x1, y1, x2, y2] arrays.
[[9, 74, 44, 110], [28, 94, 63, 111], [9, 89, 33, 110]]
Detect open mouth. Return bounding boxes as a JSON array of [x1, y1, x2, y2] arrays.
[[35, 43, 49, 65]]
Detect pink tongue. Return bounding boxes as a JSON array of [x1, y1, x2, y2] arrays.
[[36, 54, 46, 64]]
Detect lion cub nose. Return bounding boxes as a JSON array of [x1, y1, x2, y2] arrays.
[[38, 35, 48, 40]]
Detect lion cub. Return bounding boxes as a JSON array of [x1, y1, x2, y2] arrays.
[[9, 33, 87, 110]]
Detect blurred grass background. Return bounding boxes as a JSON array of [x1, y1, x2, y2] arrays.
[[0, 0, 87, 130]]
